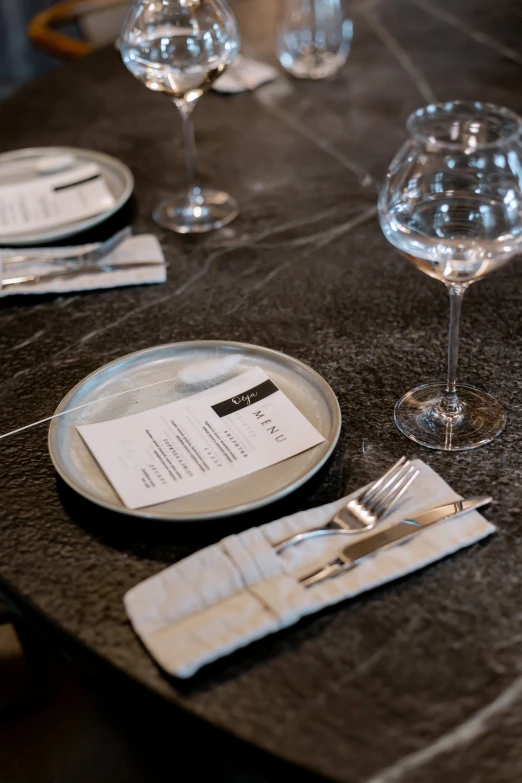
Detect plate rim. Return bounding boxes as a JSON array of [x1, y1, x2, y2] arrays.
[[48, 340, 342, 522], [0, 146, 134, 246]]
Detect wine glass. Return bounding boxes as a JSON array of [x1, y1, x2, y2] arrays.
[[120, 0, 240, 234], [379, 101, 522, 451], [276, 0, 353, 80]]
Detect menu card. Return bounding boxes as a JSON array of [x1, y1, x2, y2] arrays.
[[78, 367, 326, 509], [0, 163, 116, 236]]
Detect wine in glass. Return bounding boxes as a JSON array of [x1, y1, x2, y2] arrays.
[[120, 0, 240, 233], [379, 101, 522, 450]]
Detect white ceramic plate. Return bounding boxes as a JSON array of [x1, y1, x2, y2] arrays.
[[48, 341, 342, 522], [0, 146, 134, 246]]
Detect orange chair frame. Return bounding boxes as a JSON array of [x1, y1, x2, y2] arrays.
[[28, 0, 129, 59]]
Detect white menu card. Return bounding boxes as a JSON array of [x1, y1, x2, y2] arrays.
[[78, 367, 325, 509], [0, 163, 115, 236]]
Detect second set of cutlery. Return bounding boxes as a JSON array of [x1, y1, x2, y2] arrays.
[[0, 227, 167, 290]]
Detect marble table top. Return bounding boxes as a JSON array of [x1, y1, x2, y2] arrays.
[[1, 0, 522, 780]]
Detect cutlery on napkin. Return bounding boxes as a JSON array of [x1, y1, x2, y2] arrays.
[[0, 234, 167, 296], [213, 55, 279, 93], [124, 459, 495, 678], [299, 495, 492, 587]]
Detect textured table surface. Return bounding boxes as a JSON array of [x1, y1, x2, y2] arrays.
[[2, 0, 522, 781]]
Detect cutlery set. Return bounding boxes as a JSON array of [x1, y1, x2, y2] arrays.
[[275, 456, 419, 553], [299, 495, 491, 588], [0, 227, 166, 289], [272, 456, 492, 588], [1, 259, 166, 289]]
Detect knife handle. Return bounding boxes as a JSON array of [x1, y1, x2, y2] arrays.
[[1, 261, 165, 288], [1, 266, 105, 287], [300, 560, 350, 588]]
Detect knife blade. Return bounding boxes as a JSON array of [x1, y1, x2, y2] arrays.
[[1, 260, 165, 288], [301, 496, 492, 588]]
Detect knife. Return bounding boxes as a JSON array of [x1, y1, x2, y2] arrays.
[[300, 496, 492, 588], [1, 260, 165, 288]]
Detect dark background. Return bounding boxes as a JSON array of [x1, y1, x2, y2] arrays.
[[0, 0, 57, 99]]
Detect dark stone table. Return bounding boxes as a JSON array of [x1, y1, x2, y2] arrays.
[[2, 0, 522, 780]]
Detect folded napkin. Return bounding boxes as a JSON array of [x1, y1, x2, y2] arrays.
[[213, 55, 279, 93], [124, 460, 495, 678], [0, 234, 166, 297]]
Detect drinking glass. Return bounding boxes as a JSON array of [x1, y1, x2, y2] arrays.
[[276, 0, 353, 80], [379, 101, 522, 451], [120, 0, 240, 233]]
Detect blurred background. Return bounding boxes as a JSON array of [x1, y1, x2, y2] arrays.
[[0, 0, 58, 99], [0, 0, 134, 100], [0, 0, 262, 102]]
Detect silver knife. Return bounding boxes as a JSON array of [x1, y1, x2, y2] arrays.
[[1, 261, 165, 288], [300, 496, 492, 588]]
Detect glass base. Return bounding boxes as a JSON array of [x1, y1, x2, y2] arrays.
[[153, 188, 238, 234], [394, 383, 505, 451]]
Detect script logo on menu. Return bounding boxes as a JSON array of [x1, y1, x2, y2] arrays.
[[211, 378, 279, 417]]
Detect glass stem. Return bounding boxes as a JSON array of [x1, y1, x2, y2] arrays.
[[439, 283, 467, 415], [175, 98, 198, 200]]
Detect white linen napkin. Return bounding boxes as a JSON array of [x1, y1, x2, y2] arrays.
[[213, 55, 279, 93], [124, 460, 495, 678], [0, 235, 166, 296]]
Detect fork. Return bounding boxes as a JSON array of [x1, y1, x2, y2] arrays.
[[1, 226, 132, 267], [273, 457, 419, 554]]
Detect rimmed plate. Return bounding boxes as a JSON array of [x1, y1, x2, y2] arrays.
[[48, 341, 341, 522], [0, 146, 134, 246]]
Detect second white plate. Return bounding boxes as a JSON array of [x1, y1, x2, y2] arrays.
[[0, 146, 134, 246]]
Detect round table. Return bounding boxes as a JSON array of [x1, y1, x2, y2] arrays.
[[2, 1, 522, 780]]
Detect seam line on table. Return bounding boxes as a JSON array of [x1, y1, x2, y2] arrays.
[[359, 5, 437, 104], [257, 100, 377, 190], [408, 0, 522, 66]]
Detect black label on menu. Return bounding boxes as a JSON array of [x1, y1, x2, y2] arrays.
[[211, 379, 279, 417]]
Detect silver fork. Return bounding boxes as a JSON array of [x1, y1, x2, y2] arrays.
[[1, 226, 133, 267], [274, 457, 419, 554]]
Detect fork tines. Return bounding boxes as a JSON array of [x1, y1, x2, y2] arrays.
[[354, 456, 419, 520]]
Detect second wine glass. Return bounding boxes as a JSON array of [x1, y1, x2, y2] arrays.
[[120, 0, 240, 233]]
